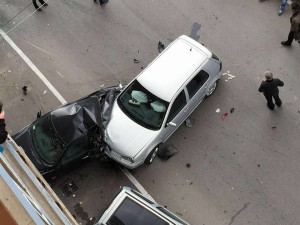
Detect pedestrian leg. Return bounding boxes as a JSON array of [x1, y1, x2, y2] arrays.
[[265, 94, 275, 110], [281, 31, 295, 46], [32, 0, 40, 9], [99, 0, 109, 5], [278, 0, 287, 15], [273, 94, 282, 107], [38, 0, 48, 6]]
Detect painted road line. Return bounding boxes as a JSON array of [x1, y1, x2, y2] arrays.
[[0, 29, 152, 198], [0, 29, 67, 105], [120, 167, 156, 202]]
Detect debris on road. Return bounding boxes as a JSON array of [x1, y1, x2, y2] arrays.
[[157, 145, 178, 160], [272, 126, 276, 129], [186, 163, 191, 168], [222, 71, 235, 82], [216, 108, 221, 113], [230, 108, 235, 113], [43, 90, 47, 95], [185, 118, 192, 128], [221, 112, 228, 120], [134, 58, 140, 63], [158, 41, 165, 53]]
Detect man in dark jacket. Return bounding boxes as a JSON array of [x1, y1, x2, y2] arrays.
[[0, 102, 8, 144], [258, 71, 284, 110], [281, 2, 300, 46]]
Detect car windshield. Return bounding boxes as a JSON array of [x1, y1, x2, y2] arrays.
[[30, 114, 65, 164], [117, 80, 169, 130]]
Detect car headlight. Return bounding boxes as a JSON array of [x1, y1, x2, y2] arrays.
[[121, 156, 134, 164]]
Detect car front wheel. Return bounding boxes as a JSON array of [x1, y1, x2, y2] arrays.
[[145, 146, 159, 165], [205, 80, 218, 97]]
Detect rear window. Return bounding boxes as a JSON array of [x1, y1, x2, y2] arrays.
[[108, 197, 168, 225]]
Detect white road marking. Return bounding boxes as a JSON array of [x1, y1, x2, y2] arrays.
[[120, 167, 156, 202], [0, 29, 152, 198], [0, 29, 67, 104], [56, 71, 64, 78], [25, 40, 53, 55]]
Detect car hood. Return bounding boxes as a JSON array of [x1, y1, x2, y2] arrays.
[[105, 103, 157, 158], [51, 87, 119, 145], [12, 125, 51, 173]]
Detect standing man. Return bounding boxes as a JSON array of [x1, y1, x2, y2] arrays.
[[0, 102, 8, 144], [33, 0, 48, 11], [281, 2, 300, 46], [258, 71, 284, 110]]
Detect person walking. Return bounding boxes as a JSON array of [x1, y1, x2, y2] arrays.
[[33, 0, 48, 11], [258, 71, 284, 110], [0, 102, 8, 144], [281, 2, 300, 46]]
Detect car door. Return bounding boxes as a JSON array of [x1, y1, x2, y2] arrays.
[[158, 90, 188, 142], [185, 70, 209, 112], [60, 136, 90, 168]]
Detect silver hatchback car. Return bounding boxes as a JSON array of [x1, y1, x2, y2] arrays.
[[105, 35, 222, 169]]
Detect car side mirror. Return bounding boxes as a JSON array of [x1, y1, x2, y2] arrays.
[[37, 110, 41, 119], [167, 122, 177, 127]]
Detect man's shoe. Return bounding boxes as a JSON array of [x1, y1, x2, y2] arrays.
[[43, 3, 48, 6], [100, 1, 108, 5], [278, 10, 283, 16], [281, 41, 291, 46]]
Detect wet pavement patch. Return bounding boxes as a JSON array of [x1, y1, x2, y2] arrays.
[[189, 22, 201, 41], [73, 203, 96, 225]]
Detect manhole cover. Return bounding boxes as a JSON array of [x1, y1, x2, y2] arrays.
[[59, 178, 78, 196]]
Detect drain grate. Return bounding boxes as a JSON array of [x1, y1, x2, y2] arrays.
[[59, 178, 78, 196]]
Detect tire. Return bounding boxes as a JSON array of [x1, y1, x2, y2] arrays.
[[205, 80, 219, 98], [144, 146, 159, 165]]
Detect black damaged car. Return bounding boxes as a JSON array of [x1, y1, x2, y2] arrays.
[[13, 86, 121, 176]]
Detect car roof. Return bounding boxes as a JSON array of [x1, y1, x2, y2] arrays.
[[123, 187, 190, 225], [137, 35, 211, 102]]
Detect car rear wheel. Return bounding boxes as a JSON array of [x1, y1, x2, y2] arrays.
[[145, 146, 159, 165], [205, 80, 218, 97]]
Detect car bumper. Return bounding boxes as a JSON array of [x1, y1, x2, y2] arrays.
[[104, 145, 144, 169]]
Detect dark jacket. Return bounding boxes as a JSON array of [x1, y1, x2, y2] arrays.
[[0, 119, 8, 144], [290, 8, 300, 32], [258, 78, 284, 96]]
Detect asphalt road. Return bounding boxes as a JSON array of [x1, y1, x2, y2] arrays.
[[1, 0, 300, 225]]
